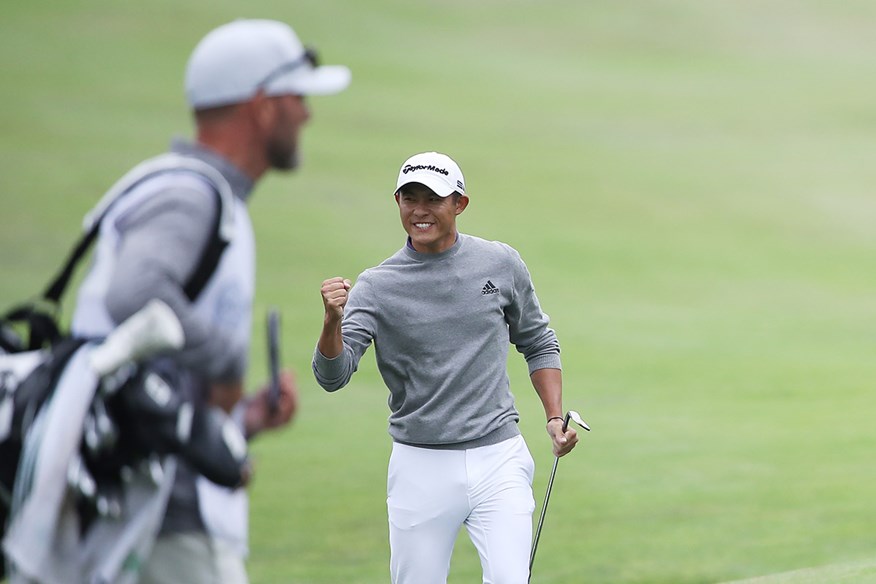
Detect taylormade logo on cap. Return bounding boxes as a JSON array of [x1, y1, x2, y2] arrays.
[[396, 152, 466, 198], [402, 164, 449, 176]]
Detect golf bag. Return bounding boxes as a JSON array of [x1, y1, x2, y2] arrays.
[[0, 154, 246, 582], [1, 304, 251, 582]]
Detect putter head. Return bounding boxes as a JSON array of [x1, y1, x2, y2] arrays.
[[567, 410, 590, 431]]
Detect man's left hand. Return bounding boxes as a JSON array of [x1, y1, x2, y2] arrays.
[[244, 369, 298, 438], [546, 417, 579, 457]]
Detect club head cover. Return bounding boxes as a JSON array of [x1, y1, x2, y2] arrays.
[[181, 405, 250, 488]]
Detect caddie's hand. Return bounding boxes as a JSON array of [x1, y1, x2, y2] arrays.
[[244, 369, 298, 438], [547, 417, 579, 457], [321, 277, 352, 321]]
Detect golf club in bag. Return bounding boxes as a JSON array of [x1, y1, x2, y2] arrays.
[[529, 409, 590, 582]]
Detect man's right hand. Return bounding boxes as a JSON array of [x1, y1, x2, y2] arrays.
[[321, 277, 351, 321]]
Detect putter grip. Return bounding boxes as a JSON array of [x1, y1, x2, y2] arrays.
[[267, 309, 281, 412]]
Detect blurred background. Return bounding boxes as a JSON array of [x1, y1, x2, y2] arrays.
[[2, 1, 876, 582]]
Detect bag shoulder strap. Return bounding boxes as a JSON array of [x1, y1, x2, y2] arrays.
[[182, 187, 229, 301], [1, 154, 235, 352], [47, 153, 235, 305]]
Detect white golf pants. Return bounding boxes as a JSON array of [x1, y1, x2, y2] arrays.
[[387, 435, 536, 584]]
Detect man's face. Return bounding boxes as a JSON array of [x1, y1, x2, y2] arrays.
[[266, 94, 310, 170], [395, 184, 469, 254]]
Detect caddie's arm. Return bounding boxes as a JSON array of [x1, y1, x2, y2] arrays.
[[318, 276, 351, 358], [531, 368, 579, 457], [212, 372, 299, 439]]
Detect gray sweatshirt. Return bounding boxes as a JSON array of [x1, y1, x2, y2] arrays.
[[312, 233, 561, 448]]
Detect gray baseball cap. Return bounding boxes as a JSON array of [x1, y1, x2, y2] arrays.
[[185, 19, 351, 109]]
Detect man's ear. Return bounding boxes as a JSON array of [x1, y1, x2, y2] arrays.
[[455, 194, 470, 215], [250, 91, 274, 131], [394, 192, 401, 206]]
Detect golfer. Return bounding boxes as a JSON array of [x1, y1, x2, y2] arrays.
[[312, 151, 579, 584]]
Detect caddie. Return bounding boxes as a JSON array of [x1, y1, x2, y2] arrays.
[[70, 18, 350, 584]]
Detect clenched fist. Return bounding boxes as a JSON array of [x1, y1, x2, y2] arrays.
[[321, 276, 352, 321]]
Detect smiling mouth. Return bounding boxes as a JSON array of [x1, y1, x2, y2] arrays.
[[414, 222, 433, 230]]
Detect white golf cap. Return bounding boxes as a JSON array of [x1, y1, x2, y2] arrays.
[[185, 19, 351, 109], [395, 152, 466, 197]]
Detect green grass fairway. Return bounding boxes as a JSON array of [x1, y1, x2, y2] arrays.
[[3, 1, 876, 583], [723, 558, 876, 584]]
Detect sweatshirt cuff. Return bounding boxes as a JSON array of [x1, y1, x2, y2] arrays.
[[312, 346, 347, 379], [526, 354, 562, 375]]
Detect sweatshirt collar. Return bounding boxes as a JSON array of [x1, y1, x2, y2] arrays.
[[402, 233, 463, 261]]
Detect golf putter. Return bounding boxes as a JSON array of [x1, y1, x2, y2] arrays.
[[529, 410, 590, 582], [266, 308, 281, 414]]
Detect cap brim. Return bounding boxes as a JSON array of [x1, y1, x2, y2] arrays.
[[396, 174, 457, 197], [274, 65, 351, 96]]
